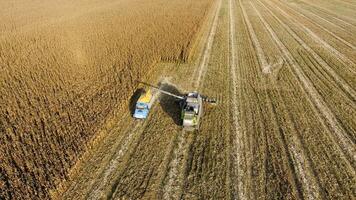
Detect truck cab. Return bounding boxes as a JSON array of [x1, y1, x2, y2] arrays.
[[133, 89, 155, 119], [133, 102, 150, 119]]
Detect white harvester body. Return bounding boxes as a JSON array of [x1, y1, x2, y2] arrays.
[[181, 92, 203, 131]]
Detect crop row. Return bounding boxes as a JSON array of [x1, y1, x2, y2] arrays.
[[231, 0, 355, 198]]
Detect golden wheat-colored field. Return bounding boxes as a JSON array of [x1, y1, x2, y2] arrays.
[[0, 0, 213, 199], [1, 0, 355, 199], [58, 0, 355, 199]]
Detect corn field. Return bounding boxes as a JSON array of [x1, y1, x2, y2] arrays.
[[1, 0, 355, 199], [0, 0, 213, 199]]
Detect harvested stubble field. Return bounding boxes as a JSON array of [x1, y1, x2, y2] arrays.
[[0, 0, 355, 199]]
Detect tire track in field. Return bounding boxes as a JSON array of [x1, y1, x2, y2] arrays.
[[265, 91, 304, 199], [270, 0, 355, 50], [257, 0, 356, 101], [333, 0, 356, 10], [229, 0, 246, 199], [190, 4, 216, 87], [162, 130, 192, 200], [161, 0, 222, 199], [316, 0, 356, 11], [239, 0, 271, 74], [295, 50, 356, 166], [249, 3, 324, 199], [302, 7, 356, 33], [86, 121, 143, 200], [257, 0, 356, 163], [298, 0, 356, 28], [251, 0, 356, 170], [60, 112, 133, 199], [64, 78, 162, 198], [83, 87, 163, 199], [239, 0, 285, 74], [334, 0, 356, 9], [194, 0, 222, 90], [264, 0, 356, 68], [279, 0, 353, 36], [241, 2, 322, 199], [297, 4, 356, 33]]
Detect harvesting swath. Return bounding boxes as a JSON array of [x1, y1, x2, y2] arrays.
[[134, 81, 217, 131]]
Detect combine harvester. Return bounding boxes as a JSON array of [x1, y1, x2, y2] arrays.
[[133, 81, 216, 131]]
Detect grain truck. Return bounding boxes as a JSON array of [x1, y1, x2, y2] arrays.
[[133, 89, 156, 119]]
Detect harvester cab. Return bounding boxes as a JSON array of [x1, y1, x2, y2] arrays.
[[181, 92, 203, 131], [135, 81, 216, 131]]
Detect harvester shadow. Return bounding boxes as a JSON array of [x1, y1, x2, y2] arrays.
[[158, 82, 184, 126], [129, 88, 145, 115]]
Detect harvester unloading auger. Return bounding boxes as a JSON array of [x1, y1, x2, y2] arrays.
[[133, 81, 217, 131]]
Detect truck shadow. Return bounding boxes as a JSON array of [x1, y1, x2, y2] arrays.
[[158, 82, 184, 125], [129, 88, 145, 115]]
